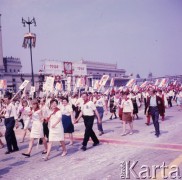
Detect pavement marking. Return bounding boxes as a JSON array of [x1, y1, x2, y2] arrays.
[[69, 136, 182, 152], [156, 154, 182, 180]]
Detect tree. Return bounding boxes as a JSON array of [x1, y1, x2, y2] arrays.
[[148, 72, 153, 79], [136, 74, 141, 78]]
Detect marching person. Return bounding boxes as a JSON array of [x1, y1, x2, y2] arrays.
[[40, 98, 49, 141], [167, 89, 174, 107], [61, 98, 75, 145], [120, 92, 134, 136], [72, 94, 83, 119], [43, 99, 67, 161], [0, 93, 19, 154], [22, 99, 47, 157], [109, 94, 117, 120], [0, 131, 4, 148], [93, 92, 108, 136], [0, 138, 4, 148], [143, 89, 151, 125], [146, 88, 163, 137], [130, 92, 139, 119], [157, 89, 167, 121], [75, 92, 101, 151], [19, 100, 31, 143]]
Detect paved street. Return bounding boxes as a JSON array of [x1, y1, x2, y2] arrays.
[[1, 103, 182, 180]]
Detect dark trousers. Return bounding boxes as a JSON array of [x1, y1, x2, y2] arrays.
[[43, 122, 49, 139], [19, 119, 24, 129], [74, 106, 81, 119], [149, 107, 160, 135], [96, 107, 104, 132], [82, 116, 99, 147], [5, 117, 19, 152], [168, 96, 173, 107]]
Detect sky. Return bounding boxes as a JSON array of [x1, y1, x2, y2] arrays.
[[0, 0, 182, 78]]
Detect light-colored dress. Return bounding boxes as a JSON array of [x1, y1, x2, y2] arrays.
[[48, 110, 64, 141], [22, 107, 31, 129], [30, 110, 44, 139]]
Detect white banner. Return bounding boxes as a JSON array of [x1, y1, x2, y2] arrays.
[[42, 60, 87, 76], [42, 60, 64, 75]]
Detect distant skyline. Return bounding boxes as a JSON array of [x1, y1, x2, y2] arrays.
[[0, 0, 182, 78]]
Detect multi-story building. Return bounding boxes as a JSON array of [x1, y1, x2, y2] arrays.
[[3, 57, 22, 74]]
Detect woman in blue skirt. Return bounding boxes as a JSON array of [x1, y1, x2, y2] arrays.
[[61, 98, 75, 145]]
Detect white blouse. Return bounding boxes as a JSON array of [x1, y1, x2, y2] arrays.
[[61, 105, 73, 116], [120, 99, 134, 113]]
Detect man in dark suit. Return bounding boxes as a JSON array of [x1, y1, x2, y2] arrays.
[[146, 88, 164, 137]]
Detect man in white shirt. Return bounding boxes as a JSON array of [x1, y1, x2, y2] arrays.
[[0, 93, 19, 154], [75, 92, 101, 151]]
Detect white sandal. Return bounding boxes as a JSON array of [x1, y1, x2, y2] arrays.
[[61, 151, 67, 157]]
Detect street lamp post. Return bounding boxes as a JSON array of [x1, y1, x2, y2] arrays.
[[22, 17, 36, 87]]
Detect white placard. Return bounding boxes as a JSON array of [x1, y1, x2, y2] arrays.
[[30, 86, 36, 93], [45, 77, 55, 91], [76, 78, 85, 88], [67, 77, 71, 84], [126, 79, 135, 87], [55, 82, 62, 91], [140, 81, 147, 88], [67, 83, 71, 92], [19, 80, 29, 90], [0, 80, 7, 89], [110, 78, 114, 87], [158, 78, 167, 88], [93, 80, 100, 90], [99, 75, 109, 86], [72, 63, 87, 76]]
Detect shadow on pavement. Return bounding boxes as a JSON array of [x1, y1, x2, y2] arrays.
[[0, 157, 15, 162], [9, 160, 28, 167], [0, 167, 12, 176], [103, 130, 114, 134], [163, 116, 173, 121]]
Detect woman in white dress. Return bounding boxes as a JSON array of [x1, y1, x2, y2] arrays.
[[20, 100, 31, 143], [43, 99, 67, 161], [22, 99, 47, 157]]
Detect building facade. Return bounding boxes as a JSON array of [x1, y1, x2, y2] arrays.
[[79, 59, 126, 79]]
